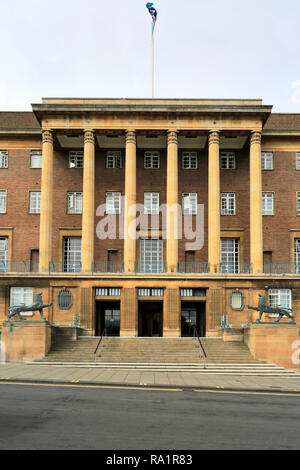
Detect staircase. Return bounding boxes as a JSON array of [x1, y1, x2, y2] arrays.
[[32, 331, 300, 376]]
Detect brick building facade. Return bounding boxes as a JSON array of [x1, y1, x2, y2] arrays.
[[0, 98, 299, 338]]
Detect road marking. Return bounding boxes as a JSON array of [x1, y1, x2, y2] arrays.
[[0, 380, 299, 397], [0, 381, 183, 392], [193, 389, 300, 397]]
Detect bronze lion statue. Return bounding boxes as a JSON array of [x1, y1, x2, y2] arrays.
[[246, 294, 295, 324], [8, 292, 53, 321]]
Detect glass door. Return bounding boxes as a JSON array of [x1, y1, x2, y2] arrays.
[[104, 309, 120, 336], [181, 308, 197, 337]]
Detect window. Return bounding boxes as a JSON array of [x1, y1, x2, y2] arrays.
[[30, 150, 42, 168], [10, 287, 33, 316], [295, 239, 300, 273], [138, 288, 164, 297], [107, 151, 122, 169], [29, 191, 41, 214], [95, 288, 121, 297], [106, 192, 121, 215], [221, 193, 236, 215], [140, 238, 163, 273], [297, 153, 300, 170], [181, 289, 206, 297], [63, 237, 81, 273], [182, 152, 198, 169], [144, 151, 160, 169], [269, 289, 292, 316], [57, 289, 73, 310], [297, 193, 300, 215], [0, 191, 6, 213], [0, 151, 8, 168], [220, 152, 235, 169], [144, 192, 159, 215], [67, 192, 82, 214], [69, 151, 83, 168], [230, 291, 244, 311], [261, 152, 274, 170], [182, 193, 198, 215], [221, 238, 239, 273], [262, 192, 274, 215], [0, 237, 8, 272]]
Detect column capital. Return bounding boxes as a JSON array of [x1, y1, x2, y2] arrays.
[[83, 129, 95, 145], [125, 130, 137, 145], [42, 129, 53, 145], [250, 130, 262, 146], [208, 130, 220, 146], [167, 130, 178, 145]]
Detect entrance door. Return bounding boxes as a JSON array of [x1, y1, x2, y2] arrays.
[[181, 302, 206, 337], [104, 308, 120, 336], [181, 308, 197, 337], [96, 301, 120, 336], [138, 302, 163, 337]]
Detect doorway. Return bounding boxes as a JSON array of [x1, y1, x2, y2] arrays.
[[138, 301, 163, 337], [181, 302, 206, 337], [95, 301, 120, 337]]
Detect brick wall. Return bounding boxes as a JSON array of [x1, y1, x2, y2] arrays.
[[0, 140, 299, 264]]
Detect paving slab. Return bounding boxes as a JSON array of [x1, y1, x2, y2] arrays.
[[167, 373, 186, 387], [0, 363, 300, 393], [108, 371, 130, 383], [139, 372, 156, 386], [125, 371, 143, 385], [154, 372, 170, 386]]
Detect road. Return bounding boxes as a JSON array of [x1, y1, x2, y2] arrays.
[[0, 383, 299, 450]]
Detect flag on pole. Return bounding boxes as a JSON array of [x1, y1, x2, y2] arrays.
[[146, 2, 158, 35]]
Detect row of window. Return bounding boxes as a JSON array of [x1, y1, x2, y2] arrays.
[[1, 235, 300, 275], [96, 288, 206, 298], [40, 237, 300, 274], [1, 150, 300, 170], [1, 190, 298, 216], [222, 192, 300, 216], [0, 150, 43, 169]]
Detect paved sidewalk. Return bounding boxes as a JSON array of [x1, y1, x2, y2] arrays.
[[0, 362, 300, 394]]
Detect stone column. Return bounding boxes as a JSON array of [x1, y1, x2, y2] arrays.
[[166, 130, 179, 273], [82, 130, 95, 273], [120, 287, 138, 337], [124, 130, 137, 273], [39, 130, 54, 273], [250, 131, 263, 273], [208, 130, 220, 271], [163, 288, 181, 337]]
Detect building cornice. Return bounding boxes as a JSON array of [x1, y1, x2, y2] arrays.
[[31, 98, 273, 127]]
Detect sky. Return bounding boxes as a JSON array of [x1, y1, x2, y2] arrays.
[[1, 0, 300, 112]]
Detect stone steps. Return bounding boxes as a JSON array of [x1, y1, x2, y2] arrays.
[[41, 335, 261, 365], [33, 335, 300, 375]]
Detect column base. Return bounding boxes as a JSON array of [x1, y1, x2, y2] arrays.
[[163, 329, 181, 338], [120, 329, 138, 338]]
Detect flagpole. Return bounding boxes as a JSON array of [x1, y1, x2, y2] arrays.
[[152, 32, 154, 99]]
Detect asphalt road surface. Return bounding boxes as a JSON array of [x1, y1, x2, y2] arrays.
[[0, 383, 299, 450]]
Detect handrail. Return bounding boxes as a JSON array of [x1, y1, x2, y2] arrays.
[[192, 325, 207, 368], [94, 327, 106, 362]]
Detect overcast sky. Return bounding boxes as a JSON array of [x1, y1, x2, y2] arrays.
[[1, 0, 300, 112]]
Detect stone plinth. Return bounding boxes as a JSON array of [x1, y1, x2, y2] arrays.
[[2, 321, 51, 363], [223, 328, 244, 342], [244, 323, 300, 370]]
